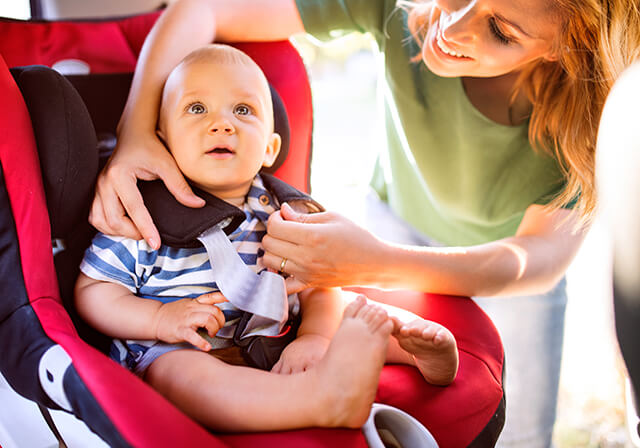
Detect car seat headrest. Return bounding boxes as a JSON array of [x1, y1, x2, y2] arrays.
[[64, 73, 132, 163], [263, 84, 290, 174], [65, 73, 290, 173], [10, 65, 98, 239], [9, 66, 291, 240]]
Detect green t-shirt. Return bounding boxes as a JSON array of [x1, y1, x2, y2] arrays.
[[295, 0, 566, 246]]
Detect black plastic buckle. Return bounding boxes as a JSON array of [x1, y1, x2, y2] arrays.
[[232, 311, 301, 370]]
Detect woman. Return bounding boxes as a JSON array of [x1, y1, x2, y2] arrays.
[[90, 0, 640, 445]]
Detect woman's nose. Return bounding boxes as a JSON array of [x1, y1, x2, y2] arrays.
[[436, 0, 477, 44], [435, 0, 471, 15]]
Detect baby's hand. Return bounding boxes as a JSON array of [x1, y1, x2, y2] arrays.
[[153, 292, 227, 351], [271, 334, 330, 374]]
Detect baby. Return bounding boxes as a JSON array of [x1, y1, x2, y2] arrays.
[[75, 44, 457, 432]]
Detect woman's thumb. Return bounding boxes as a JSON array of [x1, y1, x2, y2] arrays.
[[281, 202, 328, 223], [280, 202, 306, 221]]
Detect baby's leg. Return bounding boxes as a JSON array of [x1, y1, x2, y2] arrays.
[[145, 297, 392, 432], [342, 291, 458, 386]]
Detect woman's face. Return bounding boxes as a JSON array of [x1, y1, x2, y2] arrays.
[[421, 0, 563, 78]]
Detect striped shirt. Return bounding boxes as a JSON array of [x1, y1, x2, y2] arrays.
[[80, 175, 298, 370]]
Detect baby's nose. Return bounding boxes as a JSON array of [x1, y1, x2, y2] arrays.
[[209, 119, 235, 134]]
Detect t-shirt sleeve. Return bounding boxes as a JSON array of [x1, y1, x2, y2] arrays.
[[295, 0, 390, 42], [79, 233, 145, 293]]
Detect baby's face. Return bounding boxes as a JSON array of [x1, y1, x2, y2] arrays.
[[158, 60, 280, 200]]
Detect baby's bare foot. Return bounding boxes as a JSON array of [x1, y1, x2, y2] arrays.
[[314, 296, 393, 428], [393, 318, 458, 386]]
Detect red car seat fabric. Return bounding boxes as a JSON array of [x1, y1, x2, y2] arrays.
[[0, 55, 132, 448], [0, 12, 505, 448], [0, 13, 159, 73]]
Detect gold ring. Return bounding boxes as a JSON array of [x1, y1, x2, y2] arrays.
[[279, 257, 288, 273]]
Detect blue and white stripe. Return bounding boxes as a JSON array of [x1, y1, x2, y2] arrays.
[[79, 175, 290, 368]]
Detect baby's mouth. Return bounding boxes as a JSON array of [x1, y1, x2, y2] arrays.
[[207, 146, 234, 155]]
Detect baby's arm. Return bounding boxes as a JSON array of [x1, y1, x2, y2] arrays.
[[271, 287, 344, 374], [74, 273, 226, 351]]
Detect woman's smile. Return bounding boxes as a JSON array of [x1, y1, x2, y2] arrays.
[[428, 19, 474, 64], [436, 33, 470, 59]]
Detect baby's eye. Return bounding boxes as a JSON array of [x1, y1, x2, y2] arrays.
[[187, 102, 207, 114], [234, 104, 252, 116]]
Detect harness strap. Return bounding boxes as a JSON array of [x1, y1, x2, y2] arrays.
[[197, 226, 288, 337]]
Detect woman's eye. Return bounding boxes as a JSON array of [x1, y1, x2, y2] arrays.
[[488, 17, 514, 45], [187, 103, 206, 114], [234, 104, 252, 116]]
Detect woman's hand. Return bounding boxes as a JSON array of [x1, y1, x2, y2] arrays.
[[262, 203, 383, 293], [152, 292, 227, 351], [90, 131, 205, 249]]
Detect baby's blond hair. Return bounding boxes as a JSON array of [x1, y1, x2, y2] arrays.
[[180, 44, 260, 71]]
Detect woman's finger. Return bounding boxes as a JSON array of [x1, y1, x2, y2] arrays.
[[267, 209, 337, 246], [114, 172, 161, 249], [156, 157, 205, 208], [280, 202, 328, 223], [262, 250, 302, 277], [266, 210, 315, 244], [91, 179, 143, 239], [261, 234, 303, 265], [99, 170, 149, 240], [88, 190, 109, 234]]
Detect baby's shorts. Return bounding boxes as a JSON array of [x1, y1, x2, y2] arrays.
[[133, 342, 193, 376]]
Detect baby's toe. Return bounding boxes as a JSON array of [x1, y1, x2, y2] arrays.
[[433, 327, 455, 346], [358, 304, 379, 323], [344, 295, 367, 318], [369, 308, 390, 330]]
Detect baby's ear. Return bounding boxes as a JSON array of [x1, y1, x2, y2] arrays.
[[262, 133, 282, 168]]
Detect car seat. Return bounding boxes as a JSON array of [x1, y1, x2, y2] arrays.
[[0, 11, 505, 448]]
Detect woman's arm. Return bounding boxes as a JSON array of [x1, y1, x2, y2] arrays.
[[91, 0, 304, 247], [262, 203, 587, 297], [75, 273, 226, 350]]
